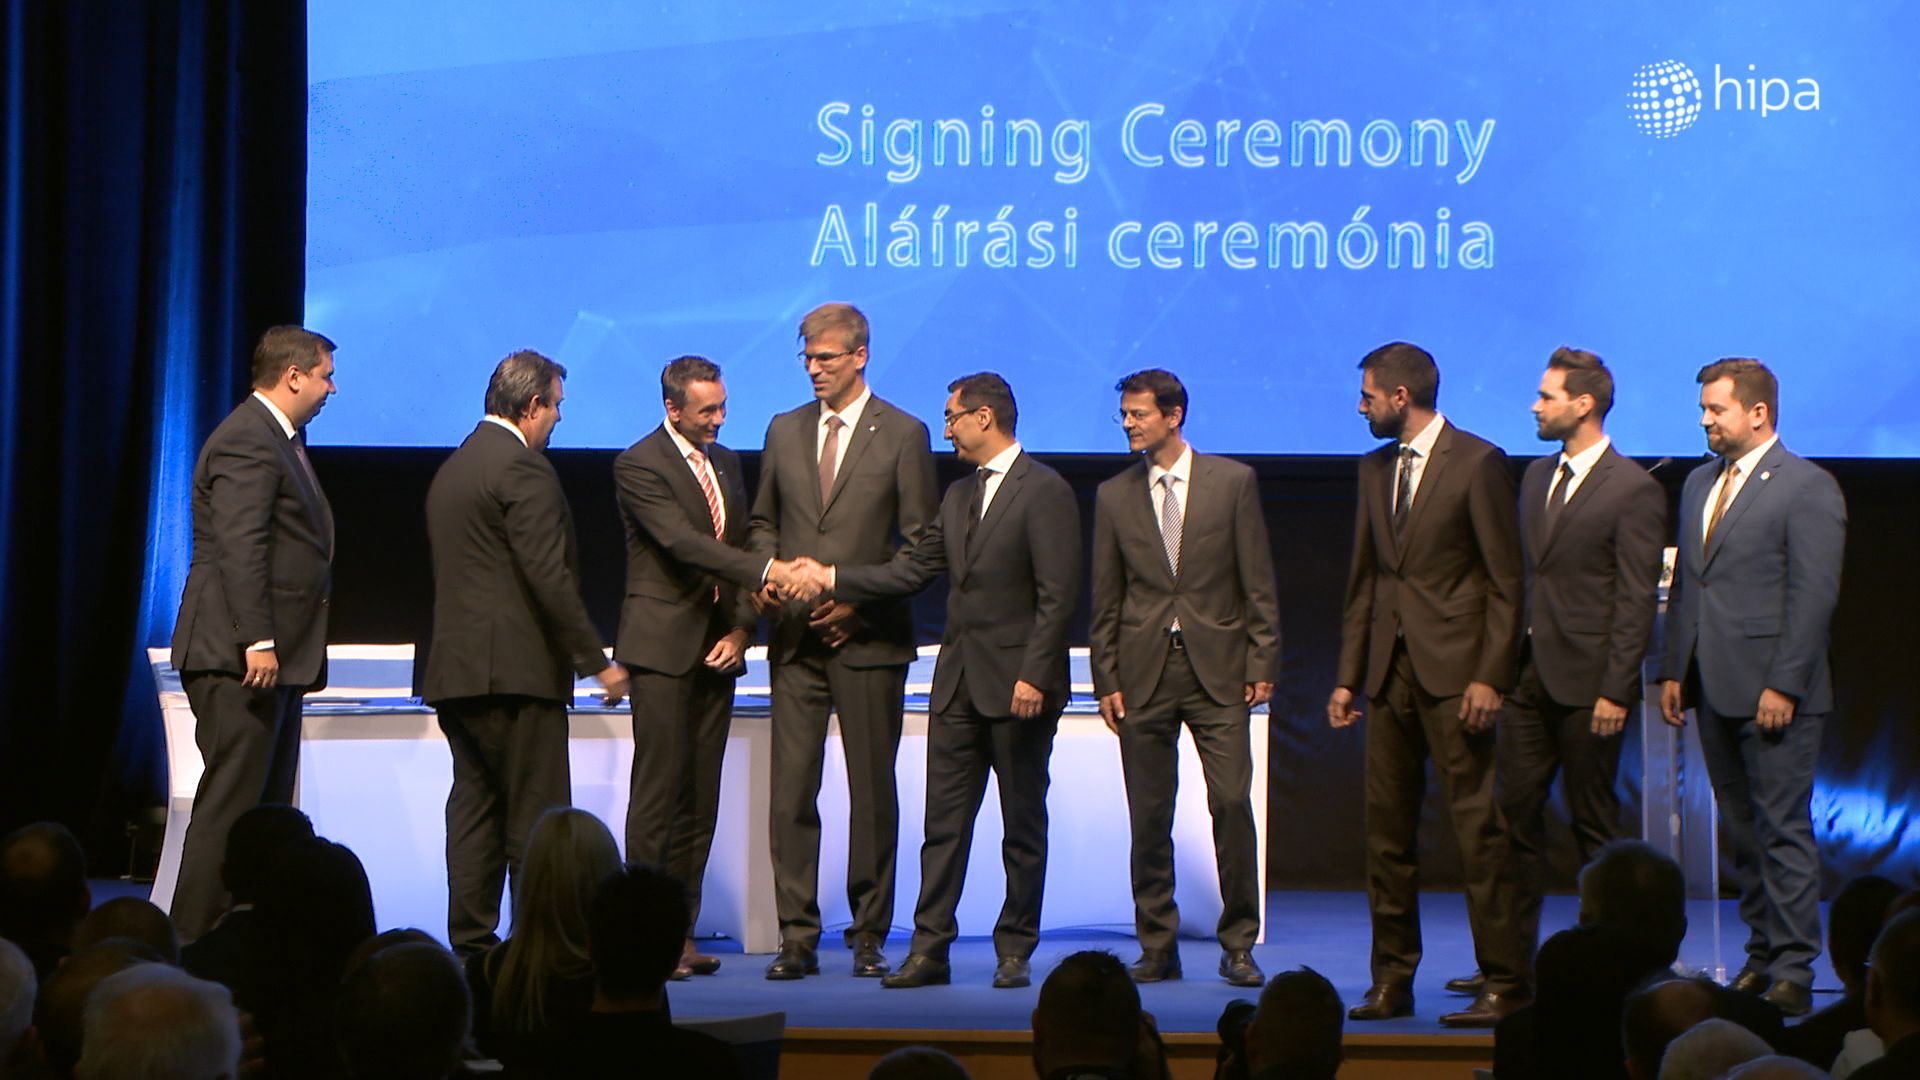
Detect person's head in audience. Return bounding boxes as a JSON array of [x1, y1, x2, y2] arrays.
[[1, 938, 39, 1078], [1242, 966, 1342, 1079], [35, 940, 165, 1078], [493, 808, 622, 1033], [1826, 875, 1903, 1001], [1622, 977, 1717, 1080], [1656, 1017, 1770, 1080], [221, 805, 314, 910], [1579, 840, 1688, 971], [1531, 923, 1653, 1079], [1722, 1056, 1831, 1079], [72, 898, 179, 965], [257, 837, 376, 992], [335, 941, 472, 1080], [869, 1045, 972, 1079], [74, 963, 240, 1080], [585, 862, 688, 1011], [0, 823, 89, 976], [343, 928, 440, 980], [1865, 906, 1920, 1051], [1031, 951, 1146, 1079]]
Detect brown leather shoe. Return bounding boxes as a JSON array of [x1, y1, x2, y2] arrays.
[[681, 939, 721, 976], [1439, 991, 1530, 1028], [1760, 980, 1812, 1018], [1728, 966, 1769, 995], [1348, 984, 1414, 1020], [1445, 971, 1486, 995]]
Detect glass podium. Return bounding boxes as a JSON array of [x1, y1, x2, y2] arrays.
[[1639, 545, 1726, 980]]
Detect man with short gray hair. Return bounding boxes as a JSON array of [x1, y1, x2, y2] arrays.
[[1657, 1018, 1770, 1080], [424, 349, 631, 952], [75, 963, 241, 1080]]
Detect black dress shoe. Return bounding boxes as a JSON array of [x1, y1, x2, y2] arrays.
[[1128, 950, 1182, 983], [852, 935, 891, 977], [1348, 984, 1414, 1021], [880, 954, 950, 988], [1445, 971, 1486, 995], [1220, 949, 1264, 988], [1728, 967, 1770, 995], [993, 956, 1031, 989], [1439, 991, 1531, 1028], [1761, 979, 1812, 1017], [682, 939, 721, 976], [764, 943, 819, 980]]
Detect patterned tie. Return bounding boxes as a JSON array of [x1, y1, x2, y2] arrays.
[[1159, 473, 1182, 577], [1392, 445, 1417, 538], [1544, 461, 1574, 538], [1704, 460, 1740, 552], [689, 449, 723, 538], [818, 414, 844, 505]]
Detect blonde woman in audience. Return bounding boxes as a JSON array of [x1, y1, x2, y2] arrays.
[[467, 808, 621, 1068]]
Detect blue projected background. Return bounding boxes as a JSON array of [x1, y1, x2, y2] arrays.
[[306, 2, 1917, 454]]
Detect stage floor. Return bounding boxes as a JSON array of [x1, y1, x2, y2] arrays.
[[100, 881, 1818, 1035]]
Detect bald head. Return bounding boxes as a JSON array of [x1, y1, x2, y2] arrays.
[[73, 898, 179, 965]]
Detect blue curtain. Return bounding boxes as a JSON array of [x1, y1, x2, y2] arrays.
[[0, 0, 304, 853]]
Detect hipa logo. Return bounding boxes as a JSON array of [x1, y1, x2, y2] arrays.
[[1628, 60, 1822, 138]]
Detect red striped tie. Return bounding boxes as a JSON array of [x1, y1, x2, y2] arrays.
[[691, 449, 723, 602], [690, 449, 723, 538]]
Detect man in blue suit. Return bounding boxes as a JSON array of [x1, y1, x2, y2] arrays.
[[1660, 358, 1846, 1018]]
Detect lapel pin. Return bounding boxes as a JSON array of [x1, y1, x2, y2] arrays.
[[1759, 471, 1769, 480]]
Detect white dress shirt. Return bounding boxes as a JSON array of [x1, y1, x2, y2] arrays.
[[482, 414, 529, 447], [976, 442, 1023, 518]]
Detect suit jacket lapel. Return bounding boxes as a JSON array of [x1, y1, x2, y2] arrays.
[[713, 447, 748, 545], [252, 398, 331, 552], [651, 428, 718, 536], [963, 452, 1027, 575], [1540, 448, 1616, 562], [1703, 442, 1785, 567], [822, 399, 883, 516]]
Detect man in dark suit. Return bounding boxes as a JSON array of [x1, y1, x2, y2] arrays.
[[747, 302, 938, 979], [1328, 342, 1528, 1026], [1090, 368, 1279, 989], [170, 326, 338, 940], [1484, 348, 1666, 989], [612, 355, 805, 979], [424, 350, 629, 953], [800, 372, 1081, 990], [1660, 358, 1846, 1018]]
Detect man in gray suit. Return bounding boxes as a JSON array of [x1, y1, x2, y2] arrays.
[[1660, 358, 1846, 1018], [1090, 368, 1280, 988], [424, 350, 629, 952], [1487, 348, 1666, 990], [800, 372, 1082, 990], [170, 326, 337, 940], [748, 303, 938, 980]]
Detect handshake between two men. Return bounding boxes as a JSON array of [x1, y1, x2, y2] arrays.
[[754, 556, 857, 650]]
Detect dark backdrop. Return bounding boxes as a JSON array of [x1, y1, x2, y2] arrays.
[[1, 2, 1914, 896]]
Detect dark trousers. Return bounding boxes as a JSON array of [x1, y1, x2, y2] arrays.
[[173, 672, 305, 940], [624, 662, 734, 931], [437, 695, 571, 952], [1695, 698, 1824, 987], [908, 682, 1059, 962], [1497, 652, 1627, 952], [1116, 643, 1260, 953], [1365, 642, 1530, 994], [767, 646, 906, 949]]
